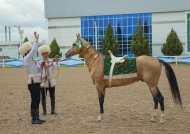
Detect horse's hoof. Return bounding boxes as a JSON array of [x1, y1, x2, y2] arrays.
[[159, 119, 165, 124], [97, 115, 104, 122], [150, 117, 157, 122], [97, 117, 103, 122]]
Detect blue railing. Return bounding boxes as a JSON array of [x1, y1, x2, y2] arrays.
[[0, 58, 85, 68], [157, 56, 190, 65], [0, 56, 190, 68]]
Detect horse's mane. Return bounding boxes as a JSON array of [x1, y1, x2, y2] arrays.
[[80, 37, 92, 47], [80, 37, 102, 55]]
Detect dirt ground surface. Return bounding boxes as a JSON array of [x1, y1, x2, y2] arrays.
[[0, 66, 190, 134]]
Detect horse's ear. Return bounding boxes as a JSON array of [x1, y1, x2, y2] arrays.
[[77, 33, 81, 39]]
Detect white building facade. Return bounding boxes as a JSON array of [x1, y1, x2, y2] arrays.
[[44, 0, 190, 56], [152, 11, 189, 56], [48, 18, 81, 55], [0, 42, 20, 59]]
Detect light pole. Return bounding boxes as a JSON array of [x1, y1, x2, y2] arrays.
[[15, 26, 24, 59]]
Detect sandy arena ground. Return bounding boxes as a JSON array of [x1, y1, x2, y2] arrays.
[[0, 66, 190, 134]]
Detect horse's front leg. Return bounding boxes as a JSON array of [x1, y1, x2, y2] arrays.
[[97, 87, 105, 121]]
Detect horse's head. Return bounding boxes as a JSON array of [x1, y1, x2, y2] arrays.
[[65, 34, 83, 58]]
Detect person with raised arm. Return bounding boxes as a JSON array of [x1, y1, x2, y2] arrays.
[[19, 32, 45, 125]]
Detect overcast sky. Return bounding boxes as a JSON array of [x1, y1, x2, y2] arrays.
[[0, 0, 48, 42]]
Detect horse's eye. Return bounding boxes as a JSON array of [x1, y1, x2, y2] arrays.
[[73, 43, 76, 46]]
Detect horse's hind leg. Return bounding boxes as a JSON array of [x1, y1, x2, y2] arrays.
[[155, 87, 165, 123], [150, 96, 158, 122], [150, 87, 165, 123]]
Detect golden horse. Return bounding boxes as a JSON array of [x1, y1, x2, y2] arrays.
[[65, 34, 182, 124]]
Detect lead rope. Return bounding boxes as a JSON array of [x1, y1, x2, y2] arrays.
[[41, 61, 48, 101], [47, 61, 51, 88], [52, 55, 60, 79], [52, 61, 59, 80], [44, 63, 48, 97], [41, 59, 59, 104]]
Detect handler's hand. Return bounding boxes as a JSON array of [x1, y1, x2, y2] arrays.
[[34, 32, 39, 41], [42, 76, 48, 81], [54, 55, 61, 62]]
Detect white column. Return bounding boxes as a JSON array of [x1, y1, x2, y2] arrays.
[[94, 21, 98, 50]]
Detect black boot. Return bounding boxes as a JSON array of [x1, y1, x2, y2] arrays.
[[41, 98, 47, 115], [31, 108, 42, 125], [51, 98, 57, 115], [36, 109, 45, 123]]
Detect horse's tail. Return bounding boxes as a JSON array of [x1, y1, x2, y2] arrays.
[[159, 59, 182, 106]]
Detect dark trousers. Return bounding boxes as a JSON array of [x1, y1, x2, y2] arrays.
[[41, 87, 56, 113], [28, 83, 41, 109], [41, 87, 55, 100], [28, 83, 41, 119]]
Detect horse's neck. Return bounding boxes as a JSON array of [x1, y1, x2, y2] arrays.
[[82, 45, 100, 72]]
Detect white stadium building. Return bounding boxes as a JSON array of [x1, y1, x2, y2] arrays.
[[0, 42, 20, 59], [44, 0, 190, 57]]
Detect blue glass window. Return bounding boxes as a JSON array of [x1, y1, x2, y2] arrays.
[[81, 13, 152, 56], [127, 17, 132, 26], [122, 27, 127, 35], [133, 17, 138, 26], [122, 18, 127, 27], [128, 26, 132, 34]]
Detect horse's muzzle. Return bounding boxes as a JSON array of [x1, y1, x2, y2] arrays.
[[65, 50, 74, 58]]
